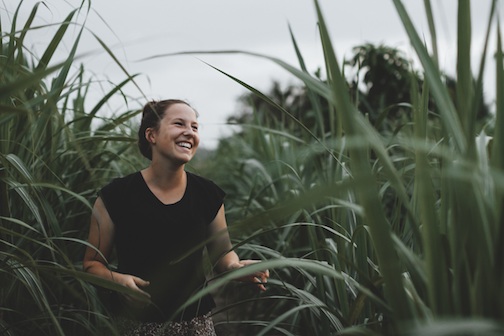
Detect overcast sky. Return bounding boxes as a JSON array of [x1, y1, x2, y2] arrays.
[[3, 0, 501, 148]]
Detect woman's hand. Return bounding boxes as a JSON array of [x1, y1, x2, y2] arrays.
[[114, 273, 151, 307], [229, 259, 270, 291]]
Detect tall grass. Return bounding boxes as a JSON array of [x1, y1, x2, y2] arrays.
[[0, 2, 146, 334], [187, 0, 504, 335], [2, 0, 504, 335]]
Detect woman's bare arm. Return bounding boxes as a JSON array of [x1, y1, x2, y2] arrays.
[[207, 205, 269, 291], [83, 197, 150, 298]]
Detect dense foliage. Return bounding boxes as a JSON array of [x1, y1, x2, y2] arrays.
[[200, 1, 504, 335], [2, 0, 504, 335], [0, 2, 145, 335]]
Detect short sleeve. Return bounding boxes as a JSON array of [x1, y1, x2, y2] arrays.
[[97, 173, 137, 226], [187, 172, 226, 223]]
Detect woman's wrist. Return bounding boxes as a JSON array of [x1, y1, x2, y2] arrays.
[[227, 261, 242, 271]]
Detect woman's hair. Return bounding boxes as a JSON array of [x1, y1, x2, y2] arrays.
[[137, 99, 197, 160]]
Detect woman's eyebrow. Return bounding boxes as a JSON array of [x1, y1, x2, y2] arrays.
[[172, 117, 198, 125]]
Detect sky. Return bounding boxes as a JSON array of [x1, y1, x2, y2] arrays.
[[3, 0, 502, 148]]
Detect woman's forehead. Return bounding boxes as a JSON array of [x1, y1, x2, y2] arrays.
[[164, 103, 198, 120]]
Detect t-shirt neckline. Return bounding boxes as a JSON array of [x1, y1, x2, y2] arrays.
[[137, 170, 189, 206]]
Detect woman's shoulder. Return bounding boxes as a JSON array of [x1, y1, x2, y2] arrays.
[[186, 171, 225, 197], [100, 171, 142, 195], [186, 171, 215, 185]]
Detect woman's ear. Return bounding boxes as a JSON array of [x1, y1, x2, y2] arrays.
[[145, 127, 156, 144]]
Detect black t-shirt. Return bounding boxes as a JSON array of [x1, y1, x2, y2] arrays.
[[99, 171, 225, 322]]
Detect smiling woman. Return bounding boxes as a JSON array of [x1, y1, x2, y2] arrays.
[[137, 100, 199, 161], [82, 99, 270, 335], [145, 102, 200, 168]]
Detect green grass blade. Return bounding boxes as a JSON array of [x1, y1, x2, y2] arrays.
[[35, 9, 78, 71], [314, 0, 414, 325], [471, 0, 497, 135], [392, 0, 466, 153], [413, 79, 450, 315], [256, 303, 327, 336], [91, 32, 147, 100], [17, 2, 41, 57], [200, 61, 340, 163], [0, 216, 41, 234], [456, 0, 475, 145], [423, 0, 438, 65], [140, 50, 331, 103], [491, 22, 504, 171], [288, 24, 327, 138], [491, 21, 504, 297]]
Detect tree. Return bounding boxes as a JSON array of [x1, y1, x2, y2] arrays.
[[228, 43, 491, 138]]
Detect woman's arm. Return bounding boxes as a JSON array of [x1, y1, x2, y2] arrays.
[[83, 197, 150, 299], [207, 205, 269, 291]]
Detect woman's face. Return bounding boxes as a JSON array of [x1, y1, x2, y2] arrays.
[[147, 103, 200, 164]]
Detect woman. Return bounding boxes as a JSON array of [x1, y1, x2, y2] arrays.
[[83, 99, 269, 335]]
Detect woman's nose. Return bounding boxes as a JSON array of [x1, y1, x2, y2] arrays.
[[183, 127, 195, 136]]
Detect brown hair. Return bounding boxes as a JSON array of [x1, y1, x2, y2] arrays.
[[137, 99, 197, 160]]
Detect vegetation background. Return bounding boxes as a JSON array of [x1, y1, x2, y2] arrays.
[[1, 0, 504, 335]]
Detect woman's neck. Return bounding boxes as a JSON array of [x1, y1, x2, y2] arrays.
[[142, 162, 185, 190]]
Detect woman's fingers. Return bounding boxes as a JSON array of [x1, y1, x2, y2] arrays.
[[236, 260, 269, 291], [252, 276, 267, 291], [119, 276, 151, 308], [134, 276, 150, 287], [132, 276, 151, 295], [121, 275, 151, 302]]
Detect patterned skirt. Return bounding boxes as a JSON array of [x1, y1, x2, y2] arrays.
[[117, 312, 216, 336]]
